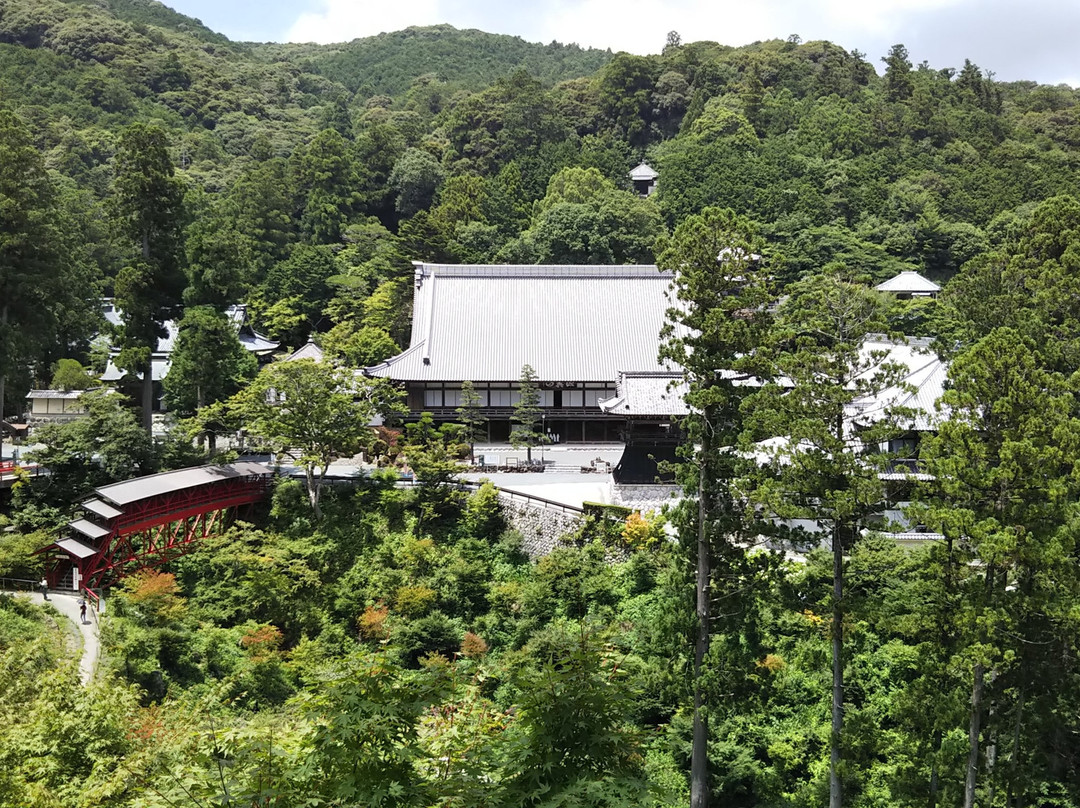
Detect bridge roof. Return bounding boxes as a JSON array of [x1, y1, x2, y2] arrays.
[[95, 462, 272, 507], [70, 518, 110, 540], [56, 537, 98, 559], [82, 498, 123, 520]]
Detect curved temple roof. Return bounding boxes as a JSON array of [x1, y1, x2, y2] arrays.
[[365, 263, 681, 383]]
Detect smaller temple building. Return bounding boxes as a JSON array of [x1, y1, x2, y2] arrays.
[[25, 389, 93, 424], [100, 302, 278, 412], [629, 162, 659, 196], [874, 270, 941, 298], [599, 371, 687, 484]]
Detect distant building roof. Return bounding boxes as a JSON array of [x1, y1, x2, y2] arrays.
[[850, 336, 947, 431], [230, 304, 280, 355], [239, 331, 280, 354], [101, 357, 171, 382], [285, 340, 325, 362], [875, 271, 941, 295], [26, 389, 87, 400], [98, 302, 279, 381], [365, 263, 681, 383], [629, 162, 659, 181], [717, 246, 762, 263], [599, 372, 689, 416]]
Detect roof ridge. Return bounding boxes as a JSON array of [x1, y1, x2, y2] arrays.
[[416, 263, 668, 278]]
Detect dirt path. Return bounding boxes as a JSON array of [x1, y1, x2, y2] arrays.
[[19, 591, 100, 685]]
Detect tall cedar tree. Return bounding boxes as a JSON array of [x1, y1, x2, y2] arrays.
[[742, 272, 910, 808], [0, 110, 64, 452], [163, 306, 256, 418], [111, 123, 187, 432], [919, 329, 1080, 808], [657, 207, 774, 808]]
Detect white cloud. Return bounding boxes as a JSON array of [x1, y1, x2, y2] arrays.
[[286, 0, 441, 44], [279, 0, 1077, 85], [815, 0, 965, 35], [530, 0, 968, 56], [531, 0, 778, 53], [283, 0, 967, 51]]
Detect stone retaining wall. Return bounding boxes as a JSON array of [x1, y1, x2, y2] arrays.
[[610, 483, 682, 512], [498, 496, 584, 559]]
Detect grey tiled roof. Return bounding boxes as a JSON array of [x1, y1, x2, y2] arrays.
[[81, 499, 123, 520], [850, 337, 947, 431], [285, 340, 325, 362], [70, 518, 110, 540], [101, 357, 171, 382], [599, 372, 689, 416], [27, 390, 86, 400], [55, 537, 98, 559], [240, 331, 279, 353], [366, 264, 680, 382], [99, 303, 279, 382]]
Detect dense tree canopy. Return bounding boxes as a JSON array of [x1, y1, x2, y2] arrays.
[[3, 4, 1080, 805]]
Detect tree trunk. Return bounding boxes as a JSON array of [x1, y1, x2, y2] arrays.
[[139, 228, 155, 435], [1006, 566, 1033, 808], [141, 355, 154, 433], [1006, 685, 1027, 808], [830, 521, 844, 808], [963, 664, 986, 808], [964, 565, 997, 808], [690, 453, 710, 808], [930, 536, 956, 808], [928, 729, 942, 808], [306, 465, 323, 521]]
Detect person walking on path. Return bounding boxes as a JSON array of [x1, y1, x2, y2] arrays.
[[79, 598, 87, 623], [39, 578, 49, 601]]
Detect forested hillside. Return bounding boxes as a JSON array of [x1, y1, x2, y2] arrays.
[[3, 0, 1080, 397], [3, 0, 1080, 805]]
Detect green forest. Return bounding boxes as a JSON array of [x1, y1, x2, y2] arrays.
[[2, 0, 1080, 805]]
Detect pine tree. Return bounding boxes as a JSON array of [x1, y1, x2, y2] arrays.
[[510, 364, 545, 463], [456, 380, 486, 465]]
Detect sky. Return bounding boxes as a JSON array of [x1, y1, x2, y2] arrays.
[[164, 0, 1080, 87]]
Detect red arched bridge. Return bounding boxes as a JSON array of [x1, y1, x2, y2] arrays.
[[38, 462, 272, 592]]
